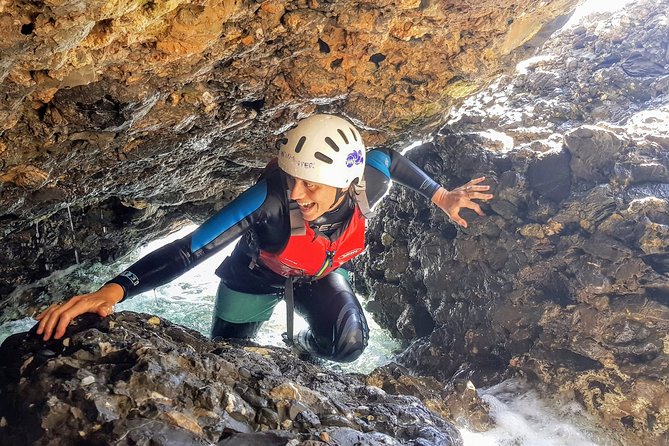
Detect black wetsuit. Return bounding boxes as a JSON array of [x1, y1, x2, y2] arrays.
[[107, 148, 440, 362]]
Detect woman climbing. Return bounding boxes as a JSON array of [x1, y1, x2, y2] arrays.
[[36, 114, 493, 362]]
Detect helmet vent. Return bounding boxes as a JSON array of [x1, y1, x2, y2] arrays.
[[314, 152, 333, 164], [337, 129, 349, 144], [278, 114, 364, 188], [294, 136, 307, 153], [324, 137, 340, 152]]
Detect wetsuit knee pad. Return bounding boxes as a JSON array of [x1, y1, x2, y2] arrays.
[[292, 270, 369, 362], [331, 300, 369, 362], [303, 300, 369, 363]]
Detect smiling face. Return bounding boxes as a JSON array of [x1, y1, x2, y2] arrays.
[[286, 174, 345, 221]]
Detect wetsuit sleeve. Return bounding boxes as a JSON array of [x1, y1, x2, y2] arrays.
[[105, 180, 271, 301], [365, 148, 440, 207]]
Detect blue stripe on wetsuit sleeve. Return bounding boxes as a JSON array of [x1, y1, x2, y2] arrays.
[[190, 180, 268, 252], [366, 150, 391, 178]]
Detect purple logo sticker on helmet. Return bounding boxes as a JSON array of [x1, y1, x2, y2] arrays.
[[345, 149, 364, 168]]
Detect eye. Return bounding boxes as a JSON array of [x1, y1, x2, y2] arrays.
[[304, 181, 317, 190]]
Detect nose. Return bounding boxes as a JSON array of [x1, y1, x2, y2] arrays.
[[289, 179, 306, 201]]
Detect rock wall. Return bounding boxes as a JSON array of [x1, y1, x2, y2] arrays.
[[0, 312, 468, 445], [358, 1, 669, 444], [0, 0, 580, 308]]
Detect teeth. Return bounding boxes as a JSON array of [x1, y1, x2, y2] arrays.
[[298, 202, 314, 206]]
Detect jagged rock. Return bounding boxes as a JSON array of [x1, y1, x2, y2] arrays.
[[0, 312, 464, 446], [564, 125, 626, 183], [366, 363, 493, 433], [526, 149, 571, 202]]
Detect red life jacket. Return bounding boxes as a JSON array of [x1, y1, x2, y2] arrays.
[[258, 206, 366, 279]]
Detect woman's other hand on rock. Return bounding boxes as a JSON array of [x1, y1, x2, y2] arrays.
[[431, 177, 493, 228], [35, 283, 124, 341]]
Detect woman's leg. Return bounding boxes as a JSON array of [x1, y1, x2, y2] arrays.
[[211, 281, 279, 340], [293, 270, 369, 362], [211, 318, 264, 340]]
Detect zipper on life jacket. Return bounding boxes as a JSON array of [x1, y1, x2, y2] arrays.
[[314, 249, 336, 278]]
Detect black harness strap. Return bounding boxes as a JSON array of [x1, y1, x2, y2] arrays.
[[285, 276, 295, 343]]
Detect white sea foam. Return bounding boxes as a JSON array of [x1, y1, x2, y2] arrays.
[[460, 379, 618, 446], [516, 55, 557, 75]]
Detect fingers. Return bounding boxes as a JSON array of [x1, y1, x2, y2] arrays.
[[36, 303, 64, 341], [34, 286, 123, 342], [434, 178, 494, 227], [446, 192, 488, 228], [35, 300, 66, 321], [468, 186, 492, 193], [448, 204, 483, 227], [459, 177, 493, 202], [465, 177, 490, 186], [468, 191, 494, 201], [464, 201, 486, 217], [461, 184, 491, 194], [452, 215, 468, 228], [453, 190, 492, 204], [37, 296, 83, 341], [36, 302, 62, 334], [53, 308, 76, 340], [36, 310, 56, 341]]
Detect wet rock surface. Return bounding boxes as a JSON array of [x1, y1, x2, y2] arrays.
[[358, 1, 669, 444], [0, 312, 463, 446]]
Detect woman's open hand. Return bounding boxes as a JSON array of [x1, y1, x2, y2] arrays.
[[431, 177, 493, 228], [35, 283, 124, 341]]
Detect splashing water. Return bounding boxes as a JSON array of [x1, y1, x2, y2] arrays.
[[460, 379, 619, 446], [0, 317, 38, 345]]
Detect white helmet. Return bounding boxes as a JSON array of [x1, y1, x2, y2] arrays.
[[278, 114, 365, 188]]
